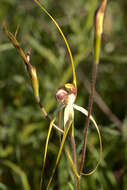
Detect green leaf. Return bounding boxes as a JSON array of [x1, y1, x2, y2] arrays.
[[0, 182, 8, 190], [2, 160, 30, 190]]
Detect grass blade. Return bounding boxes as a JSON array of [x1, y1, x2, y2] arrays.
[[2, 160, 30, 190]]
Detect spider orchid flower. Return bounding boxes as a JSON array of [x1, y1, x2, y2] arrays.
[[3, 0, 107, 189]]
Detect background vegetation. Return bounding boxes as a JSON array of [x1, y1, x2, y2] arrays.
[[0, 0, 127, 189]]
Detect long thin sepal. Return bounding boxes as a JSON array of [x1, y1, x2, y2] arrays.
[[40, 118, 55, 190], [33, 0, 77, 87], [46, 119, 72, 190], [73, 104, 102, 176]]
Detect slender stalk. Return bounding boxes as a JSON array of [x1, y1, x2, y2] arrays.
[[78, 62, 98, 174], [78, 0, 107, 184], [76, 179, 80, 190], [70, 136, 77, 169], [70, 135, 78, 189]]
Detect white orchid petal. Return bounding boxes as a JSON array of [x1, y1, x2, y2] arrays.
[[64, 104, 74, 127]]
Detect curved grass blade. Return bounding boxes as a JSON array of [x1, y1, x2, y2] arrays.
[[2, 160, 30, 190], [46, 119, 73, 190], [73, 104, 102, 176], [65, 148, 80, 179], [40, 118, 55, 190], [33, 0, 77, 87]]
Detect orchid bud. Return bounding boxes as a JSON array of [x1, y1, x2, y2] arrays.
[[29, 65, 40, 102], [95, 0, 107, 36], [94, 0, 107, 64]]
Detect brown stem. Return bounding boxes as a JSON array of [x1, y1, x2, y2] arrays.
[[78, 62, 98, 175], [78, 0, 107, 179]]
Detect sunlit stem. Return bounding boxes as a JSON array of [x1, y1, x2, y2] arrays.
[[78, 62, 98, 175]]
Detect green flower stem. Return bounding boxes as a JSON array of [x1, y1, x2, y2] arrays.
[[70, 134, 78, 189], [94, 34, 101, 64], [70, 123, 77, 169], [70, 133, 77, 165]]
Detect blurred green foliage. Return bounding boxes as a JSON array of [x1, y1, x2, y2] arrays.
[[0, 0, 127, 189]]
